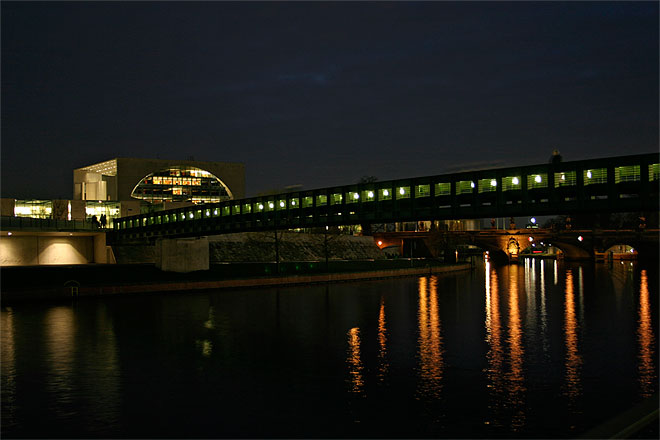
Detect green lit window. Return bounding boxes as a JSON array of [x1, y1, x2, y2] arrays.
[[316, 194, 328, 206], [195, 210, 202, 219], [615, 165, 640, 183], [277, 199, 287, 210], [396, 186, 411, 199], [212, 207, 219, 217], [142, 218, 148, 227], [478, 178, 497, 193], [222, 206, 230, 216], [527, 173, 548, 189], [347, 191, 360, 203], [650, 164, 659, 181], [302, 196, 313, 208], [554, 171, 576, 187], [361, 190, 376, 201], [380, 188, 392, 200], [266, 201, 275, 212], [415, 184, 430, 198], [435, 182, 451, 196], [289, 198, 299, 209], [331, 193, 343, 205], [204, 209, 211, 218], [255, 202, 265, 212], [187, 211, 194, 220], [162, 215, 169, 224], [156, 215, 162, 224], [231, 205, 240, 215], [243, 203, 252, 213], [502, 176, 521, 191], [456, 180, 474, 195], [584, 168, 606, 185]]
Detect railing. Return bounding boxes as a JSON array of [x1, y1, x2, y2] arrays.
[[0, 216, 103, 232]]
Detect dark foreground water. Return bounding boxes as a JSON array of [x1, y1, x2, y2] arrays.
[[2, 260, 658, 438]]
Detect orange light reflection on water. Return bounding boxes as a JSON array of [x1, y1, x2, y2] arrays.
[[347, 327, 364, 394], [563, 270, 582, 402], [637, 270, 655, 398], [484, 262, 505, 426], [506, 265, 526, 430], [377, 297, 389, 381], [417, 276, 443, 399]]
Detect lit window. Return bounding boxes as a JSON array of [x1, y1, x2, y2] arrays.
[[527, 173, 548, 189], [584, 168, 606, 185], [435, 182, 450, 196], [415, 184, 430, 198], [456, 180, 474, 195], [396, 186, 410, 199]]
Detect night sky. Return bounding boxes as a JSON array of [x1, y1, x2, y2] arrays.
[[2, 1, 658, 200]]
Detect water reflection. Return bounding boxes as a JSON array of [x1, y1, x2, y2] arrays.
[[377, 297, 389, 381], [417, 276, 444, 399], [563, 270, 582, 402], [485, 262, 505, 426], [347, 327, 364, 393], [46, 307, 75, 415], [637, 270, 655, 397], [1, 309, 16, 428], [506, 265, 526, 430]]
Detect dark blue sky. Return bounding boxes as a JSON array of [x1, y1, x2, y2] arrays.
[[2, 1, 658, 199]]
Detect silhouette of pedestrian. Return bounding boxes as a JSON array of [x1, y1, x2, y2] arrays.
[[491, 218, 496, 229], [100, 214, 107, 229], [91, 215, 100, 228]]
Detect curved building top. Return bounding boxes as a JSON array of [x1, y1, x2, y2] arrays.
[[73, 157, 245, 203]]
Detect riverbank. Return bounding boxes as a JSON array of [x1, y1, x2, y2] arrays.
[[1, 260, 471, 303]]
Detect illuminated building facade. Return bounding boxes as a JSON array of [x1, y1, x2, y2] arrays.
[[73, 158, 245, 203], [0, 157, 245, 227]]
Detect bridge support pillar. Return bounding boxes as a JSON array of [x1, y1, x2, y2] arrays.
[[155, 236, 209, 272]]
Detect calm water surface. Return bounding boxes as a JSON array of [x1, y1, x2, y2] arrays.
[[1, 260, 657, 438]]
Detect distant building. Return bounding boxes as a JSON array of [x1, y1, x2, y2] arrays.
[[2, 157, 245, 226], [73, 157, 245, 203]]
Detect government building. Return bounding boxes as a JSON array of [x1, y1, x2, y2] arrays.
[[2, 158, 245, 226]]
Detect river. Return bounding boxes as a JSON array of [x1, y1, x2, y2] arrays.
[[1, 260, 657, 438]]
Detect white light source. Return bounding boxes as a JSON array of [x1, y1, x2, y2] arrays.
[[470, 181, 475, 188], [561, 173, 566, 181], [7, 232, 12, 236], [512, 177, 519, 185], [383, 189, 389, 196], [578, 236, 584, 242], [292, 200, 296, 205], [399, 187, 405, 195], [530, 217, 536, 224], [279, 201, 285, 208], [587, 170, 592, 178], [535, 175, 542, 183], [258, 204, 264, 210], [377, 240, 383, 246], [368, 191, 374, 198], [528, 236, 534, 242], [269, 202, 274, 209], [490, 179, 497, 187], [353, 193, 359, 199]]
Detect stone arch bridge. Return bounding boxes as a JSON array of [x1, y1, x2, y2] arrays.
[[372, 228, 659, 262]]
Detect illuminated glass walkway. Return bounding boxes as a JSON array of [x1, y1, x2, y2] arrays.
[[114, 153, 659, 241]]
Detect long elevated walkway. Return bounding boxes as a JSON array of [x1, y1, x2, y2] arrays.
[[113, 153, 658, 242]]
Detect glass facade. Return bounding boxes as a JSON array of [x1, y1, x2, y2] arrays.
[[527, 173, 548, 189], [456, 180, 474, 195], [478, 179, 497, 193], [555, 171, 576, 187], [584, 168, 607, 185], [615, 165, 640, 183], [502, 176, 521, 191], [435, 182, 451, 196], [14, 200, 52, 219], [130, 166, 232, 204]]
